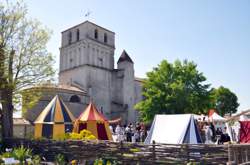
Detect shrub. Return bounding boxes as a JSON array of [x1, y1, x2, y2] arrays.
[[1, 152, 12, 158], [71, 159, 77, 165], [69, 132, 82, 140], [68, 129, 97, 140], [55, 154, 66, 165], [11, 146, 32, 164], [32, 155, 41, 165]]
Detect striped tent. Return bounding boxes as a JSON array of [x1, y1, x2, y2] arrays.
[[34, 95, 75, 139], [73, 102, 112, 140]]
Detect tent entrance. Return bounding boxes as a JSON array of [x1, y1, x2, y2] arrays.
[[78, 123, 87, 133], [97, 123, 108, 140], [42, 124, 53, 138]]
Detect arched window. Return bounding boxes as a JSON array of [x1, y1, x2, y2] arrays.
[[76, 29, 80, 41], [104, 33, 107, 43], [69, 95, 80, 103], [68, 31, 72, 44], [94, 29, 98, 39]]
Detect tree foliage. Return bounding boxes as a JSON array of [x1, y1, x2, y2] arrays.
[[0, 0, 55, 137], [210, 86, 239, 116], [135, 60, 211, 122]]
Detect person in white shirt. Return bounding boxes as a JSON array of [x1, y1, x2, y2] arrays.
[[109, 125, 114, 134], [205, 123, 213, 144], [115, 124, 122, 142]]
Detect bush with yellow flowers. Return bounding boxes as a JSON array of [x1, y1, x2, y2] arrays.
[[68, 129, 96, 140]]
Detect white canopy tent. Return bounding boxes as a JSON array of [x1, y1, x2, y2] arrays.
[[206, 111, 226, 130], [145, 114, 202, 144], [208, 112, 225, 121], [239, 115, 249, 121]]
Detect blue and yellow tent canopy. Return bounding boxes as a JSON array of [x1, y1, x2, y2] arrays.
[[34, 95, 75, 139]]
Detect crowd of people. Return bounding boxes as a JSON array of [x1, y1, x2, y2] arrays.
[[110, 122, 148, 143], [200, 122, 231, 144]]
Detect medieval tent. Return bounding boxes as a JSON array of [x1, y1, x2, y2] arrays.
[[34, 95, 75, 139], [239, 114, 250, 143], [239, 121, 250, 143], [208, 109, 225, 121], [73, 102, 112, 140], [207, 109, 226, 130], [145, 114, 202, 144]]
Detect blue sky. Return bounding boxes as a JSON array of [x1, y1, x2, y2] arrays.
[[24, 0, 250, 111]]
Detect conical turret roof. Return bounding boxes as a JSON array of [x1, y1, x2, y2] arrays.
[[117, 50, 134, 64]]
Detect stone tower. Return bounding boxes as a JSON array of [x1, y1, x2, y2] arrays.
[[59, 21, 115, 117], [117, 50, 136, 123], [58, 21, 143, 123]]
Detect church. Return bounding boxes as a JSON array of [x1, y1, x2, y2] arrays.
[[24, 21, 143, 124]]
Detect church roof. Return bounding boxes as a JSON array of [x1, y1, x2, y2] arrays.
[[135, 77, 146, 83], [61, 21, 115, 34], [24, 84, 87, 95], [13, 118, 31, 125], [117, 50, 134, 64]]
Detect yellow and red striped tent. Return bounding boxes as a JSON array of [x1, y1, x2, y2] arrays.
[[73, 102, 112, 140], [34, 95, 75, 139]]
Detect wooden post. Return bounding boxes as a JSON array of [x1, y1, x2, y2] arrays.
[[186, 144, 189, 163], [228, 144, 232, 165], [152, 140, 156, 162], [120, 141, 123, 163], [235, 147, 238, 164], [246, 148, 248, 163], [120, 140, 123, 149]]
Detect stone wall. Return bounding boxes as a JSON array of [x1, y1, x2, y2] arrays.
[[13, 125, 34, 138]]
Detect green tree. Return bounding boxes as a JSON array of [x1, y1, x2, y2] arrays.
[[210, 86, 239, 116], [135, 60, 210, 122], [0, 1, 55, 138]]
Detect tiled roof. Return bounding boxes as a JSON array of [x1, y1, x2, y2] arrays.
[[61, 20, 115, 34], [24, 83, 87, 94], [117, 50, 134, 64], [57, 84, 86, 93], [135, 77, 146, 83], [13, 118, 31, 125]]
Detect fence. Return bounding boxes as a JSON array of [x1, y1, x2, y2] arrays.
[[3, 138, 250, 164]]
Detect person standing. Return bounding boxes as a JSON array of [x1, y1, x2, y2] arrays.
[[125, 124, 132, 142], [210, 122, 216, 142], [205, 123, 213, 144], [109, 125, 114, 134], [115, 124, 122, 142]]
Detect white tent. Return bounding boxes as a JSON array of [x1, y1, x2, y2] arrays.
[[207, 111, 226, 130], [209, 112, 225, 121], [239, 115, 249, 121], [145, 114, 202, 144]]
